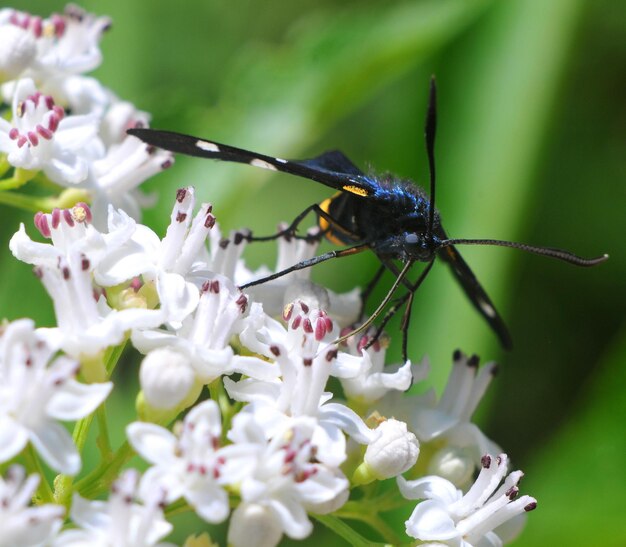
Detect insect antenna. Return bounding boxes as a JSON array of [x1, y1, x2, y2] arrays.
[[425, 76, 437, 240], [440, 238, 609, 267]]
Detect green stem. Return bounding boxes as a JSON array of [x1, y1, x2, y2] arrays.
[[23, 445, 54, 504], [0, 155, 10, 178], [96, 404, 112, 459], [75, 441, 134, 499], [332, 510, 403, 545], [312, 514, 390, 546], [0, 168, 37, 190], [0, 190, 51, 212]]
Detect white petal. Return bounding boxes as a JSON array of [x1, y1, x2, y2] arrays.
[[397, 475, 461, 505], [186, 484, 230, 523], [46, 380, 112, 420], [157, 271, 199, 323], [405, 499, 460, 540], [269, 496, 312, 540], [318, 402, 373, 444], [30, 421, 80, 475], [126, 422, 177, 466], [0, 415, 28, 462]]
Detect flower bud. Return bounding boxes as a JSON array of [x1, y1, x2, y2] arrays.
[[139, 347, 199, 410], [355, 418, 419, 484], [228, 503, 283, 547], [427, 446, 474, 487]]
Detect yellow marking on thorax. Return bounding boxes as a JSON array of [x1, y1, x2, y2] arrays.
[[342, 185, 369, 197]]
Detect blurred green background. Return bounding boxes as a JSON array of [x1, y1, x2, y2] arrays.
[[2, 0, 625, 545]]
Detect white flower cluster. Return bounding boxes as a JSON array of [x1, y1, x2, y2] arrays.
[[0, 4, 173, 223], [0, 5, 539, 547]]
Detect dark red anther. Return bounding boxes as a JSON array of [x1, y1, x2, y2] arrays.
[[36, 124, 53, 140], [210, 280, 220, 293], [303, 358, 313, 367], [161, 159, 173, 170], [300, 302, 310, 314], [219, 239, 229, 249], [506, 486, 519, 500], [524, 501, 537, 511], [62, 209, 74, 227], [315, 319, 326, 341], [201, 280, 210, 293], [27, 131, 38, 146], [62, 266, 70, 280], [234, 232, 246, 245], [236, 294, 248, 313], [303, 318, 313, 334], [176, 211, 187, 223], [34, 212, 50, 238], [270, 345, 281, 357], [468, 354, 480, 368], [205, 214, 216, 229], [481, 454, 492, 469], [291, 316, 302, 330], [51, 208, 61, 229], [81, 256, 90, 271], [325, 348, 338, 362], [175, 188, 187, 203], [453, 349, 462, 362]]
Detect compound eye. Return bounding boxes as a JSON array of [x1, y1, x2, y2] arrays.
[[405, 233, 419, 246]]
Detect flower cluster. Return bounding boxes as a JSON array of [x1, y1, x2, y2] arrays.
[[0, 4, 172, 223], [0, 5, 538, 547]]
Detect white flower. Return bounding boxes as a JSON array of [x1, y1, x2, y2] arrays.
[[238, 225, 361, 326], [96, 187, 213, 324], [127, 401, 231, 524], [378, 350, 500, 486], [0, 5, 110, 83], [88, 113, 173, 225], [226, 301, 373, 467], [10, 205, 163, 358], [0, 78, 100, 183], [54, 469, 174, 547], [133, 276, 278, 410], [0, 319, 112, 474], [360, 418, 419, 481], [224, 414, 350, 543], [0, 465, 64, 547], [398, 453, 537, 547], [338, 327, 425, 403]]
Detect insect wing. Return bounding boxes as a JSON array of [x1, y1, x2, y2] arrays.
[[438, 243, 513, 350], [299, 150, 366, 177], [127, 128, 374, 196]]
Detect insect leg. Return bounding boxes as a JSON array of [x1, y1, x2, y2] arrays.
[[364, 259, 436, 358], [239, 243, 369, 289], [400, 290, 415, 363], [246, 204, 322, 242], [359, 264, 386, 319], [333, 260, 415, 346]]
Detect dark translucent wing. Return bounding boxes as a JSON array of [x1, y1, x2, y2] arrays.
[[127, 128, 374, 196], [299, 150, 366, 177], [437, 242, 513, 350]]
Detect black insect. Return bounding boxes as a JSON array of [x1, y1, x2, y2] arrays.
[[128, 78, 607, 359]]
